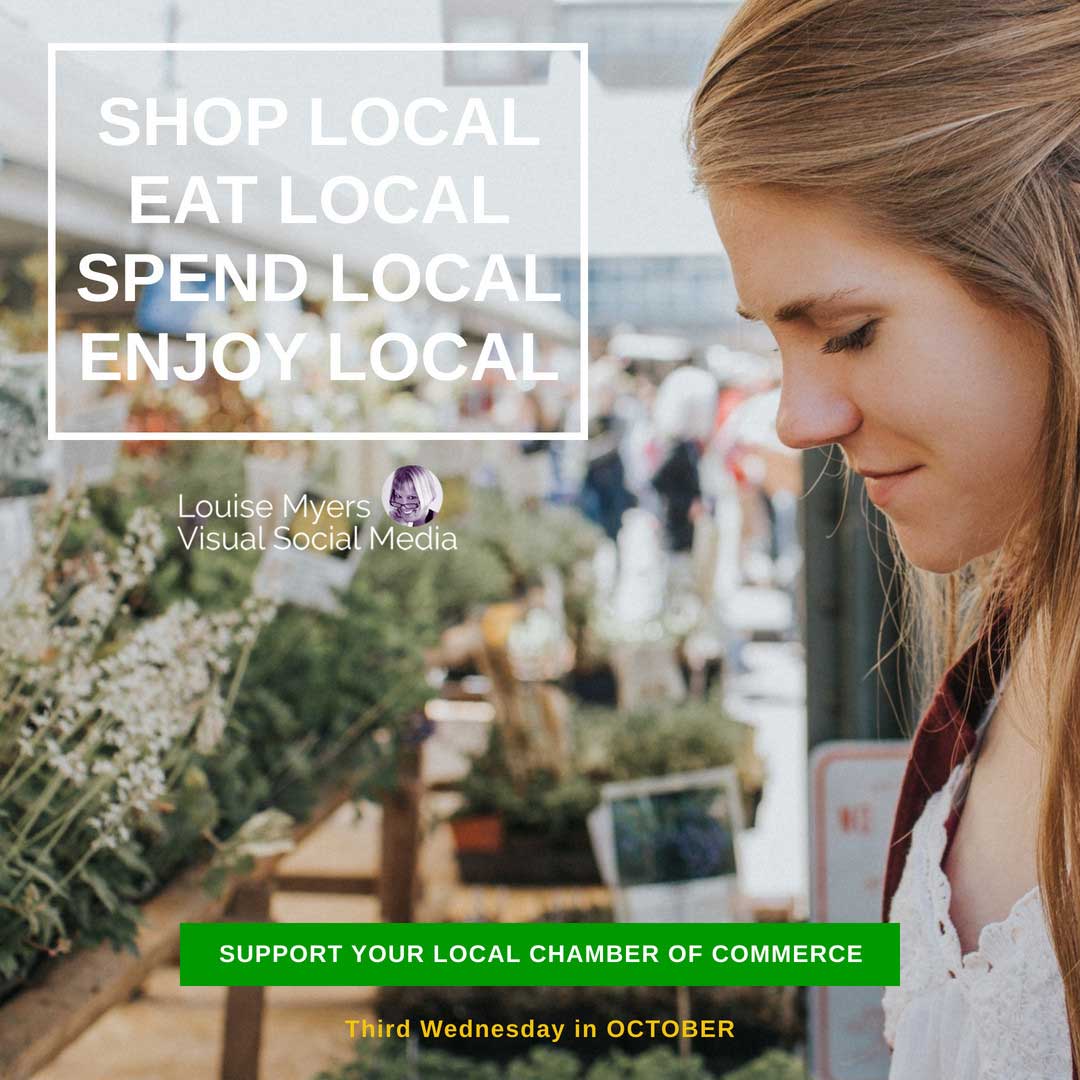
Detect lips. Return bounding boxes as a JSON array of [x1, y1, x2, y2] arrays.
[[859, 465, 923, 508]]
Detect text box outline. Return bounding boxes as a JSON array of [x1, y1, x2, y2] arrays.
[[48, 42, 589, 441]]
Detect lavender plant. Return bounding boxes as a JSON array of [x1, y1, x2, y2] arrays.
[[0, 495, 273, 983]]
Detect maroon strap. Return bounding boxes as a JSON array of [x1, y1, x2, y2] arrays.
[[880, 678, 976, 922], [881, 618, 1008, 922]]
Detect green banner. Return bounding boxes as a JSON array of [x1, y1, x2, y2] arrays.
[[180, 922, 898, 987]]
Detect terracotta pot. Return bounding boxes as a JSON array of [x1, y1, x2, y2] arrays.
[[450, 814, 504, 854]]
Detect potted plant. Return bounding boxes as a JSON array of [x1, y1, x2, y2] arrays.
[[574, 698, 766, 829], [449, 726, 602, 884], [447, 741, 509, 855], [448, 696, 766, 885]]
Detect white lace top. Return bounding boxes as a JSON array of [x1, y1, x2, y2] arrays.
[[882, 758, 1070, 1079]]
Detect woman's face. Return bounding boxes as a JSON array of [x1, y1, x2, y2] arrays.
[[391, 477, 422, 523], [708, 186, 1050, 573]]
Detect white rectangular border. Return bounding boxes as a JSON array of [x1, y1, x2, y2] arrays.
[[48, 42, 588, 442]]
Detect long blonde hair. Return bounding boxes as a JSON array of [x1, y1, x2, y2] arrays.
[[689, 0, 1080, 1060]]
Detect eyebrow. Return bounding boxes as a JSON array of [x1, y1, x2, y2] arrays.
[[736, 287, 866, 324]]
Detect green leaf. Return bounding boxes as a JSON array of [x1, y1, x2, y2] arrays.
[[77, 866, 120, 913]]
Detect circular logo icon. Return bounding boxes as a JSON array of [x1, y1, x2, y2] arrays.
[[382, 465, 443, 527]]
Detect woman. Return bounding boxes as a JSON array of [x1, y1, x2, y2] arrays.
[[689, 1, 1080, 1076], [385, 465, 440, 527]]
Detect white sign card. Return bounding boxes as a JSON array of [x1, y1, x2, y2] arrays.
[[808, 740, 909, 1080], [590, 765, 745, 923]]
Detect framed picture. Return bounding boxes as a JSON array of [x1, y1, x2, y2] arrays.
[[589, 766, 745, 922]]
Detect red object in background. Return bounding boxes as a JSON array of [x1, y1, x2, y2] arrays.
[[837, 803, 873, 834], [716, 387, 753, 488], [715, 386, 749, 429], [124, 407, 180, 457], [450, 814, 504, 854]]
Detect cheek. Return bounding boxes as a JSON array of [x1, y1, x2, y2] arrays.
[[865, 311, 1047, 566], [929, 315, 1046, 496]]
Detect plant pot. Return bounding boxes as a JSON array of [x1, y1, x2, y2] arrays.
[[450, 813, 504, 854]]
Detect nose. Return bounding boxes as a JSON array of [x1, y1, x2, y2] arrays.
[[774, 361, 862, 452]]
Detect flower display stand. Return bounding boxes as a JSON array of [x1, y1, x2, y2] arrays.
[[0, 745, 424, 1080]]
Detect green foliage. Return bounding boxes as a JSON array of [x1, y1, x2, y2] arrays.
[[573, 698, 749, 784], [455, 697, 754, 844], [312, 1039, 500, 1080], [85, 444, 256, 615], [471, 490, 603, 589], [508, 1047, 585, 1080], [360, 489, 602, 633], [585, 1048, 713, 1080], [466, 491, 601, 641], [0, 498, 268, 986], [312, 1042, 807, 1080], [0, 373, 47, 488], [0, 250, 57, 353], [364, 524, 512, 631], [140, 766, 221, 882], [82, 443, 437, 835], [212, 564, 435, 832], [720, 1051, 808, 1080], [453, 725, 598, 843]]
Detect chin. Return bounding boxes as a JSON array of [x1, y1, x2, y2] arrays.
[[891, 525, 982, 575]]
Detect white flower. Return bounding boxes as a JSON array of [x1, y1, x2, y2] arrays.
[[0, 500, 273, 914]]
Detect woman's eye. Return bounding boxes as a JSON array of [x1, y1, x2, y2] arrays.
[[821, 319, 880, 355]]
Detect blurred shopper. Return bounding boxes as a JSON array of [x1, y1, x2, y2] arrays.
[[579, 414, 637, 542], [578, 357, 637, 541], [719, 387, 802, 586], [651, 365, 719, 554], [651, 436, 702, 553]]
